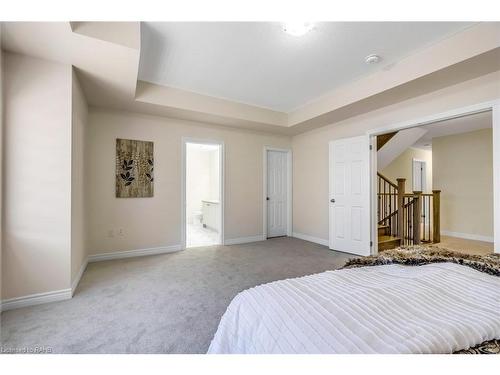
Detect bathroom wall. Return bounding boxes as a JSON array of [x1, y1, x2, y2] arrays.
[[209, 148, 220, 201], [186, 145, 220, 223]]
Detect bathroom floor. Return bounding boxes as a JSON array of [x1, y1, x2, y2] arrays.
[[187, 223, 220, 247]]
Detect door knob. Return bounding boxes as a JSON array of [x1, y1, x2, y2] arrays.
[[330, 198, 335, 203], [266, 197, 270, 201]]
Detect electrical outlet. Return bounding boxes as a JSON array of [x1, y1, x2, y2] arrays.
[[107, 230, 114, 238]]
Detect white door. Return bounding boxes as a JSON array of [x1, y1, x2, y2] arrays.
[[267, 150, 288, 238], [412, 160, 426, 192], [329, 136, 371, 255]]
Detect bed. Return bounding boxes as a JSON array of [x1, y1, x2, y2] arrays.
[[208, 247, 500, 354]]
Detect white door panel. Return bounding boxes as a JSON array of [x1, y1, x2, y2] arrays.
[[267, 150, 287, 237], [412, 160, 426, 192], [329, 136, 371, 255]]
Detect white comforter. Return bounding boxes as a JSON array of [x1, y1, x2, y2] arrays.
[[208, 263, 500, 354]]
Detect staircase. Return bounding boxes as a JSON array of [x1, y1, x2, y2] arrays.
[[377, 224, 401, 251], [377, 172, 441, 251], [377, 127, 428, 170]]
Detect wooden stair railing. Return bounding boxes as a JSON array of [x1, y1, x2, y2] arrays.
[[377, 174, 441, 246], [401, 192, 420, 245], [432, 190, 441, 243], [377, 172, 399, 238]]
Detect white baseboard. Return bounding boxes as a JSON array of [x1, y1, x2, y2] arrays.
[[292, 232, 329, 246], [1, 289, 72, 312], [441, 230, 494, 243], [88, 244, 182, 262], [1, 245, 183, 312], [71, 258, 88, 296], [224, 235, 266, 245]]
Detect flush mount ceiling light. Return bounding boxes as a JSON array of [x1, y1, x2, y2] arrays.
[[283, 22, 315, 36], [365, 54, 381, 64]]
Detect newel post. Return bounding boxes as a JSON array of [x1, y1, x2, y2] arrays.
[[396, 178, 406, 239], [432, 190, 441, 243], [413, 191, 422, 245]]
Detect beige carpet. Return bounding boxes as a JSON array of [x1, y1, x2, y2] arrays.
[[437, 235, 494, 256], [0, 237, 352, 354]]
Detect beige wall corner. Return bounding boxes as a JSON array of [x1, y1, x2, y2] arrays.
[[1, 22, 140, 109], [433, 127, 493, 238], [71, 68, 89, 288], [70, 22, 141, 51], [3, 52, 72, 300]]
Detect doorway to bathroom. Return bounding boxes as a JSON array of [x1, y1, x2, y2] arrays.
[[182, 139, 224, 248]]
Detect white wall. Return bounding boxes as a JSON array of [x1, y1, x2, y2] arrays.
[[3, 52, 72, 299], [71, 70, 88, 286], [87, 108, 291, 255], [433, 128, 493, 239], [292, 71, 500, 242]]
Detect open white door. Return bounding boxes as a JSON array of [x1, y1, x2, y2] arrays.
[[329, 136, 371, 255]]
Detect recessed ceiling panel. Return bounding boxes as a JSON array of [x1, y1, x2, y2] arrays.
[[139, 22, 474, 112]]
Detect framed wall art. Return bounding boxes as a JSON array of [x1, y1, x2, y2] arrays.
[[115, 138, 154, 198]]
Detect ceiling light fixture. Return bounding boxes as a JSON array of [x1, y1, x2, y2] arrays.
[[365, 54, 381, 64], [283, 22, 315, 37]]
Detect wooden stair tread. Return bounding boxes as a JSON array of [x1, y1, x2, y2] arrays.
[[377, 224, 390, 236], [378, 235, 400, 243], [378, 235, 401, 251]]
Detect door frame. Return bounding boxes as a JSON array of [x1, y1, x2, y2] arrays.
[[181, 137, 225, 249], [367, 99, 500, 255], [263, 147, 292, 239]]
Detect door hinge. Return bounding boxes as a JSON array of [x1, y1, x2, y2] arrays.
[[369, 145, 373, 150], [370, 241, 373, 247]]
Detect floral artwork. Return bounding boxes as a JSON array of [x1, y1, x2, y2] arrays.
[[115, 139, 154, 198]]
